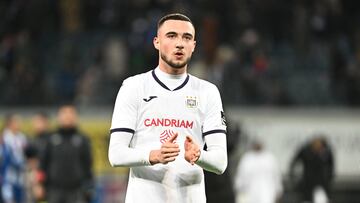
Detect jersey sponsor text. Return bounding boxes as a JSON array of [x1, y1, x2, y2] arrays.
[[144, 118, 194, 129]]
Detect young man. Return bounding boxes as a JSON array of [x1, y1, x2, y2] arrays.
[[108, 13, 227, 203]]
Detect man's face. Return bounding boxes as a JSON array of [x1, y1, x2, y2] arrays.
[[8, 115, 21, 133], [311, 138, 325, 154], [57, 106, 78, 128], [154, 20, 196, 71], [32, 115, 49, 134]]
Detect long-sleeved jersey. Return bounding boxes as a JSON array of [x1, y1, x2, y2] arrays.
[[109, 67, 227, 203]]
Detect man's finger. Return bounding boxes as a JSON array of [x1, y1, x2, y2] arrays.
[[167, 133, 178, 143], [161, 147, 180, 153], [186, 135, 193, 143], [162, 142, 179, 148], [164, 157, 176, 163], [163, 152, 180, 158]]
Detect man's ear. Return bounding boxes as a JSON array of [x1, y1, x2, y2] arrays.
[[153, 36, 159, 50], [192, 40, 196, 52]]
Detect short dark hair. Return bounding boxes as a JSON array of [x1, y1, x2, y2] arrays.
[[36, 111, 49, 120], [157, 13, 193, 30]]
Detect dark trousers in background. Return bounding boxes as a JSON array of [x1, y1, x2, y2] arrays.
[[47, 187, 87, 203]]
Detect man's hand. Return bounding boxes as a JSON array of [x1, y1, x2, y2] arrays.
[[149, 133, 180, 165], [184, 135, 201, 165]]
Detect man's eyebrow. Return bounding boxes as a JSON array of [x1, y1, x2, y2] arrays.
[[165, 31, 178, 35], [165, 31, 193, 38], [183, 33, 193, 38]]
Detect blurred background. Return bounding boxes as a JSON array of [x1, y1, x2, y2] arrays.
[[0, 0, 360, 202]]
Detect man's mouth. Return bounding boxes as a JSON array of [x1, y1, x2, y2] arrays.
[[174, 52, 184, 57]]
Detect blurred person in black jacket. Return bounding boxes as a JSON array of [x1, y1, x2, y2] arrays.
[[289, 136, 334, 203], [24, 112, 52, 202], [41, 105, 94, 203], [29, 112, 52, 162]]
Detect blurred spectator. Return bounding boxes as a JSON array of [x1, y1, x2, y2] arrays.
[[289, 136, 334, 203], [221, 28, 266, 105], [234, 140, 283, 203], [345, 55, 360, 106], [0, 31, 44, 105], [76, 50, 104, 106], [59, 0, 83, 33], [1, 1, 360, 106], [0, 114, 28, 203], [329, 42, 349, 103], [29, 112, 52, 160], [22, 112, 52, 202], [41, 105, 94, 203], [54, 58, 81, 104]]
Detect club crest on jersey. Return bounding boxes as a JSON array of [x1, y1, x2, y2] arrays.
[[160, 129, 177, 144], [186, 96, 197, 108]]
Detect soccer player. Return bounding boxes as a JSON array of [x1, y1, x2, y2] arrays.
[[108, 13, 227, 203]]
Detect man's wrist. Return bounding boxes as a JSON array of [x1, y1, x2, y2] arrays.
[[149, 150, 160, 165], [194, 149, 202, 164]]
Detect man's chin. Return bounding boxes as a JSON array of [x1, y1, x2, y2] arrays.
[[168, 61, 187, 69], [172, 64, 186, 69], [161, 53, 191, 69]]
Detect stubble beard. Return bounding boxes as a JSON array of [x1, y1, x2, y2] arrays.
[[160, 52, 191, 69]]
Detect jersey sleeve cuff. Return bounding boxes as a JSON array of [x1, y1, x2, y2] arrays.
[[110, 128, 135, 134], [202, 129, 226, 137], [142, 149, 152, 166]]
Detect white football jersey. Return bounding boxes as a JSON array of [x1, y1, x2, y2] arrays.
[[110, 67, 226, 203]]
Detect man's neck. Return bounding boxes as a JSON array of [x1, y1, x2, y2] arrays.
[[158, 63, 187, 75]]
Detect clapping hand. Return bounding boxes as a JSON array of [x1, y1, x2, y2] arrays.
[[184, 135, 200, 165]]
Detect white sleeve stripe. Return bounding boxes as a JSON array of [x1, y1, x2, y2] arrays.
[[110, 128, 135, 134], [202, 129, 226, 137]]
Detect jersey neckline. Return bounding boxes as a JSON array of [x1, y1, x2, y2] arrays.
[[152, 70, 190, 91]]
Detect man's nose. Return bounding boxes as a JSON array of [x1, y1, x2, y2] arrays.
[[176, 44, 184, 49], [175, 38, 184, 49]]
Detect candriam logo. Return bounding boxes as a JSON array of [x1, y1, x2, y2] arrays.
[[144, 118, 194, 129]]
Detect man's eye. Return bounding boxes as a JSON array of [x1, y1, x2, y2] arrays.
[[184, 36, 192, 40]]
